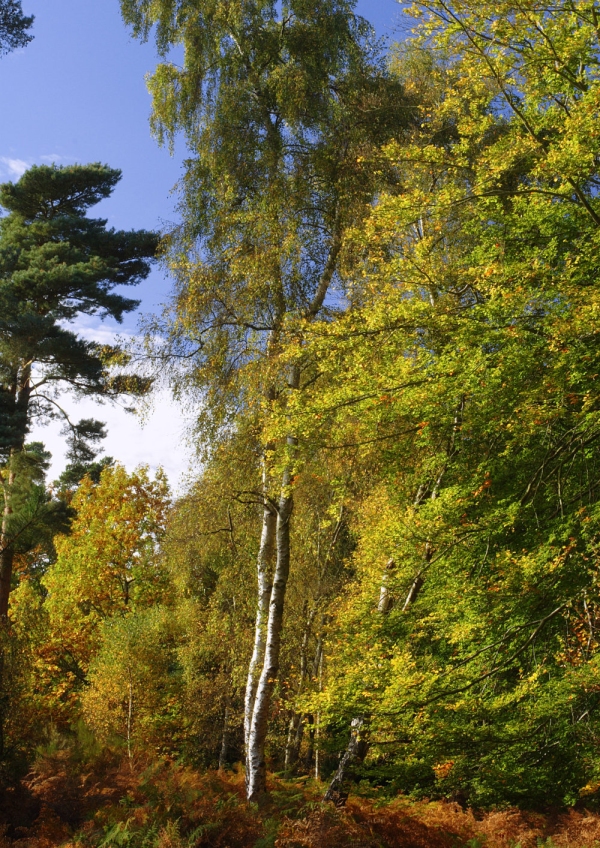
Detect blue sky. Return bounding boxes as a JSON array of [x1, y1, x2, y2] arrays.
[[0, 0, 404, 488]]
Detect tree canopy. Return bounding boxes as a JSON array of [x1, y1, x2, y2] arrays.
[[0, 0, 32, 56], [0, 163, 158, 619]]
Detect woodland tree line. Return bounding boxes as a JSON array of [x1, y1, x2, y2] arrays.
[[1, 0, 600, 815]]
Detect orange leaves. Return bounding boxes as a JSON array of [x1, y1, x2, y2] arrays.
[[432, 760, 455, 780], [471, 472, 492, 499], [12, 465, 172, 728]]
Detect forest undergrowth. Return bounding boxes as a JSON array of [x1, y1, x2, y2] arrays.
[[2, 741, 600, 848]]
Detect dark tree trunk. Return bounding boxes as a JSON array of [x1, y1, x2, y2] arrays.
[[0, 546, 13, 620], [323, 716, 369, 805]]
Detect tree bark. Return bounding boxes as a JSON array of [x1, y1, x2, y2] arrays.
[[323, 716, 369, 804], [127, 672, 134, 766], [219, 705, 230, 771], [303, 714, 315, 771], [377, 558, 396, 614], [284, 605, 316, 770], [0, 366, 31, 618], [0, 460, 15, 621], [244, 226, 341, 801], [243, 477, 276, 756], [0, 452, 17, 621], [313, 630, 324, 780], [246, 454, 295, 801], [0, 547, 13, 621], [284, 713, 303, 771], [246, 369, 299, 803]]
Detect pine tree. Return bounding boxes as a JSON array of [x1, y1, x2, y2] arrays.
[[0, 0, 33, 56], [0, 163, 158, 618]]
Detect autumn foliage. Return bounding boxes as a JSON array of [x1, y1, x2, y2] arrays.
[[4, 749, 600, 847], [6, 0, 600, 841]]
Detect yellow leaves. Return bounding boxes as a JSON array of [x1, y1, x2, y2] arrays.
[[579, 781, 600, 797]]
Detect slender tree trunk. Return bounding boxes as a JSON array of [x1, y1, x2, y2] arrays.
[[284, 713, 301, 771], [243, 475, 276, 756], [285, 618, 326, 772], [284, 513, 342, 772], [377, 558, 396, 614], [246, 369, 299, 803], [399, 396, 464, 610], [0, 368, 31, 619], [284, 605, 316, 771], [0, 463, 17, 620], [323, 716, 369, 804], [314, 713, 321, 780], [246, 460, 295, 801], [303, 714, 315, 770], [313, 630, 324, 780], [244, 230, 342, 801], [325, 552, 397, 802], [0, 542, 14, 620], [127, 672, 133, 766], [219, 705, 230, 771], [402, 570, 425, 610]]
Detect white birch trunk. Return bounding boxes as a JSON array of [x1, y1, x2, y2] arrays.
[[323, 716, 369, 803], [246, 445, 295, 801], [243, 463, 276, 755], [246, 369, 299, 802], [377, 558, 396, 613], [244, 230, 341, 801]]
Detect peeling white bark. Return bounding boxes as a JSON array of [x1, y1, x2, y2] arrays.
[[243, 465, 276, 757], [246, 368, 300, 802]]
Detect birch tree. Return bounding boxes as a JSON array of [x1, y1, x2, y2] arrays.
[[121, 0, 412, 801]]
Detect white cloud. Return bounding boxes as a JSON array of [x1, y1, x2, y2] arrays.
[[39, 153, 70, 164], [0, 156, 29, 179], [0, 154, 75, 182], [29, 317, 196, 496], [30, 391, 194, 495], [66, 313, 134, 345]]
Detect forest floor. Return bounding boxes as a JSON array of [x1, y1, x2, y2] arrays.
[[1, 750, 600, 847]]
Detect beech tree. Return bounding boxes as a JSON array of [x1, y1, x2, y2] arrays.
[[285, 3, 600, 805], [11, 464, 170, 736], [0, 163, 158, 620]]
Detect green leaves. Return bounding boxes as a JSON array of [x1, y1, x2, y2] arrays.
[[279, 6, 600, 805], [0, 0, 33, 57], [0, 163, 120, 220], [0, 163, 159, 616]]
